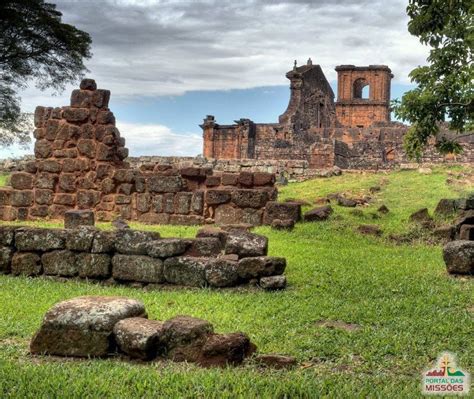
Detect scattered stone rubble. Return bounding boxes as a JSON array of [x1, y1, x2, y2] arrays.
[[0, 222, 288, 290], [437, 195, 474, 275], [30, 296, 265, 367]]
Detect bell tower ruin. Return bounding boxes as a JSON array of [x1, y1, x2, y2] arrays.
[[335, 65, 393, 128]]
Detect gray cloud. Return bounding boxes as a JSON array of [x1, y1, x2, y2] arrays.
[[39, 0, 426, 99]]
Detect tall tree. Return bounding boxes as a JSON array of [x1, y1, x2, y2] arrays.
[[0, 0, 92, 147], [393, 0, 473, 160]]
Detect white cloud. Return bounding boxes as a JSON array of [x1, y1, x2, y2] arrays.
[[116, 122, 203, 156]]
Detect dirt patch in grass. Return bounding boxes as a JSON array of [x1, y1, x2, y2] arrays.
[[314, 320, 362, 332]]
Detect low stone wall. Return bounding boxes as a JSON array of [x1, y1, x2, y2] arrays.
[[0, 225, 287, 289]]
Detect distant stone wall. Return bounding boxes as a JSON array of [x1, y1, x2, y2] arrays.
[[0, 225, 287, 289], [126, 156, 320, 180], [0, 80, 277, 225], [333, 127, 473, 170]]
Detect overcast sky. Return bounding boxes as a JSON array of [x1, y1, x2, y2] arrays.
[[8, 0, 429, 158]]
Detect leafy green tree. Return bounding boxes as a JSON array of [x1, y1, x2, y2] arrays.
[[393, 0, 473, 160], [0, 0, 92, 147]]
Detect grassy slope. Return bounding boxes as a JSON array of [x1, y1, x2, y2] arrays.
[[0, 167, 473, 398]]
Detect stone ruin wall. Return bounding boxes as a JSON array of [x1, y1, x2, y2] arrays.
[[202, 62, 474, 170], [204, 122, 473, 171], [0, 80, 277, 225], [0, 224, 287, 290]]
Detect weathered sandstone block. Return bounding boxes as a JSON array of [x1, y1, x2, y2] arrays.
[[115, 229, 161, 255], [232, 189, 268, 209], [112, 254, 164, 283], [205, 259, 239, 287], [30, 296, 146, 357], [263, 201, 301, 225], [163, 256, 209, 287], [64, 209, 95, 229], [189, 237, 222, 257], [304, 205, 333, 222], [113, 317, 165, 360], [237, 256, 286, 279], [11, 252, 41, 276], [15, 228, 66, 251], [443, 240, 474, 275], [205, 189, 231, 205], [76, 253, 111, 278], [148, 175, 184, 193], [225, 230, 268, 258], [10, 172, 34, 190], [66, 226, 96, 251], [0, 226, 17, 246], [146, 239, 189, 258], [11, 190, 33, 207], [162, 316, 213, 362], [91, 230, 116, 253], [0, 246, 13, 273], [42, 250, 78, 276], [259, 275, 287, 290], [197, 332, 256, 367]]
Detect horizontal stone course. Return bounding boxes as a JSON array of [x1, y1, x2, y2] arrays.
[[0, 225, 287, 290]]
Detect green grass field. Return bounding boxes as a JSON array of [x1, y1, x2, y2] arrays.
[[0, 166, 472, 398]]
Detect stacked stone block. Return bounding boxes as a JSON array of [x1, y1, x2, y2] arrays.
[[0, 225, 287, 289]]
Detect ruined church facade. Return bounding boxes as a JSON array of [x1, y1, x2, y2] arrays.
[[202, 61, 472, 169]]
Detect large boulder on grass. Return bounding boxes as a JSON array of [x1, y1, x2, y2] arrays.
[[30, 296, 147, 357], [443, 240, 474, 275]]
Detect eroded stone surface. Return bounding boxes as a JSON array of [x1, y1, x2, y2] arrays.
[[64, 209, 95, 229], [11, 252, 41, 276], [259, 275, 287, 290], [197, 332, 256, 367], [443, 240, 474, 275], [115, 230, 161, 255], [113, 317, 165, 360], [146, 239, 189, 258], [205, 259, 239, 287], [237, 256, 286, 279], [225, 230, 268, 258], [162, 315, 213, 362], [163, 256, 209, 287], [112, 255, 164, 283], [30, 296, 147, 357], [15, 228, 66, 251]]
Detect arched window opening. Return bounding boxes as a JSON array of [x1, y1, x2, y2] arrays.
[[353, 78, 369, 100]]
